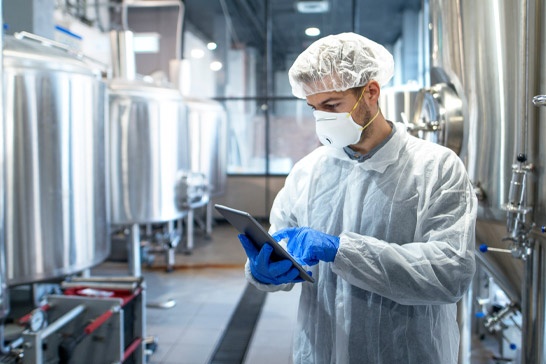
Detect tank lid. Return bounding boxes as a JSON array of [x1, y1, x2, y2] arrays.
[[3, 35, 101, 77], [108, 78, 183, 100]]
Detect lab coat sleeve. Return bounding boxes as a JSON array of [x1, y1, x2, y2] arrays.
[[331, 157, 477, 305], [244, 260, 295, 292]]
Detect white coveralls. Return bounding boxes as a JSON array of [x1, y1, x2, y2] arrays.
[[245, 121, 477, 364]]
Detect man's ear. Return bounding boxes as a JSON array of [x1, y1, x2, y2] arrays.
[[367, 80, 381, 101]]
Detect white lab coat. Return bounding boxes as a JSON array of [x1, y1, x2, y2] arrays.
[[245, 121, 477, 364]]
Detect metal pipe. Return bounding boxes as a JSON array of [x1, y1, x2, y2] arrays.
[[70, 276, 141, 283], [61, 281, 138, 291], [109, 30, 136, 80], [457, 290, 473, 364], [128, 224, 142, 277], [522, 240, 537, 364], [532, 95, 546, 106], [519, 0, 543, 361], [517, 0, 530, 160], [39, 304, 86, 340]]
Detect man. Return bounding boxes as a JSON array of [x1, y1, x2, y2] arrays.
[[239, 32, 476, 364]]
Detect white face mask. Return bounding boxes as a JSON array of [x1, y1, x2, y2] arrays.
[[313, 100, 380, 148], [313, 110, 364, 148], [313, 87, 379, 149]]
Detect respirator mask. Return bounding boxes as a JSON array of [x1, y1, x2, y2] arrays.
[[313, 88, 379, 148]]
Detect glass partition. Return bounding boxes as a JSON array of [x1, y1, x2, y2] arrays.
[[183, 0, 424, 177]]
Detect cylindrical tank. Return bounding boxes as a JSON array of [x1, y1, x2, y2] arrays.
[[428, 0, 545, 305], [108, 79, 191, 224], [3, 34, 109, 285], [379, 86, 420, 125], [184, 97, 227, 198], [0, 0, 9, 319], [426, 0, 545, 362]]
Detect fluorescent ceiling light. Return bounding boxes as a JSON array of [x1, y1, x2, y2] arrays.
[[210, 61, 223, 71], [207, 42, 217, 50], [305, 27, 321, 37], [296, 1, 330, 13]]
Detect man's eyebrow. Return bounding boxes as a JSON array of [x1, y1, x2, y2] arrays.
[[307, 97, 344, 108]]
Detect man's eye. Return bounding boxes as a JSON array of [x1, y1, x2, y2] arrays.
[[324, 104, 339, 111]]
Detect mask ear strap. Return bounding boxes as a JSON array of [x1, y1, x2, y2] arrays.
[[349, 86, 368, 116], [360, 108, 381, 131]]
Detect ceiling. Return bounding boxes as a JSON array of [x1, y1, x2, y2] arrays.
[[183, 0, 423, 60]]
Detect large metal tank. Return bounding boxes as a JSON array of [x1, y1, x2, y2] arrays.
[[108, 79, 191, 224], [379, 86, 420, 125], [424, 0, 545, 362], [3, 33, 109, 285], [425, 0, 544, 303], [184, 97, 227, 198], [0, 0, 8, 320]]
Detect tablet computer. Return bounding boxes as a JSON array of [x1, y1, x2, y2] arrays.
[[215, 204, 315, 283]]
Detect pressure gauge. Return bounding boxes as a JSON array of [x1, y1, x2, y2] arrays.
[[28, 309, 46, 332]]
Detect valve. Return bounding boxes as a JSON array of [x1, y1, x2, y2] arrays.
[[478, 242, 530, 259], [509, 343, 518, 351], [501, 151, 534, 260], [532, 95, 546, 106], [479, 244, 511, 254]]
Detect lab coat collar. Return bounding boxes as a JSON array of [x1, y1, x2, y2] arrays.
[[323, 121, 408, 174], [359, 121, 408, 173]]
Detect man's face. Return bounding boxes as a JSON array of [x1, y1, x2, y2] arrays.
[[306, 88, 372, 129]]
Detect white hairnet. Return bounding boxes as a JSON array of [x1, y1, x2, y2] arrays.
[[288, 32, 395, 99]]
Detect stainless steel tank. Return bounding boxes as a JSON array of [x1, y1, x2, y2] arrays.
[[3, 33, 109, 285], [108, 79, 191, 224], [0, 0, 8, 320], [184, 97, 227, 198], [424, 1, 545, 362], [379, 86, 420, 125]]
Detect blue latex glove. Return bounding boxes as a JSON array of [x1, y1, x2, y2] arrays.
[[272, 227, 340, 266], [238, 234, 305, 285]]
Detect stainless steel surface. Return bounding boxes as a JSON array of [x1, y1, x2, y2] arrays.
[[379, 84, 464, 154], [110, 30, 136, 80], [0, 0, 8, 320], [411, 83, 464, 154], [108, 79, 191, 223], [533, 95, 546, 106], [428, 0, 545, 300], [457, 291, 473, 364], [129, 224, 141, 277], [379, 86, 419, 125], [3, 35, 110, 286], [38, 304, 86, 340], [185, 97, 227, 198], [428, 0, 545, 362], [13, 32, 110, 74]]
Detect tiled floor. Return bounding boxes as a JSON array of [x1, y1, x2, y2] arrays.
[[93, 221, 299, 364]]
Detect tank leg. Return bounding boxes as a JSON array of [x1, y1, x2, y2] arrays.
[[182, 209, 194, 255], [205, 200, 213, 240], [128, 224, 142, 278], [165, 221, 176, 273]]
